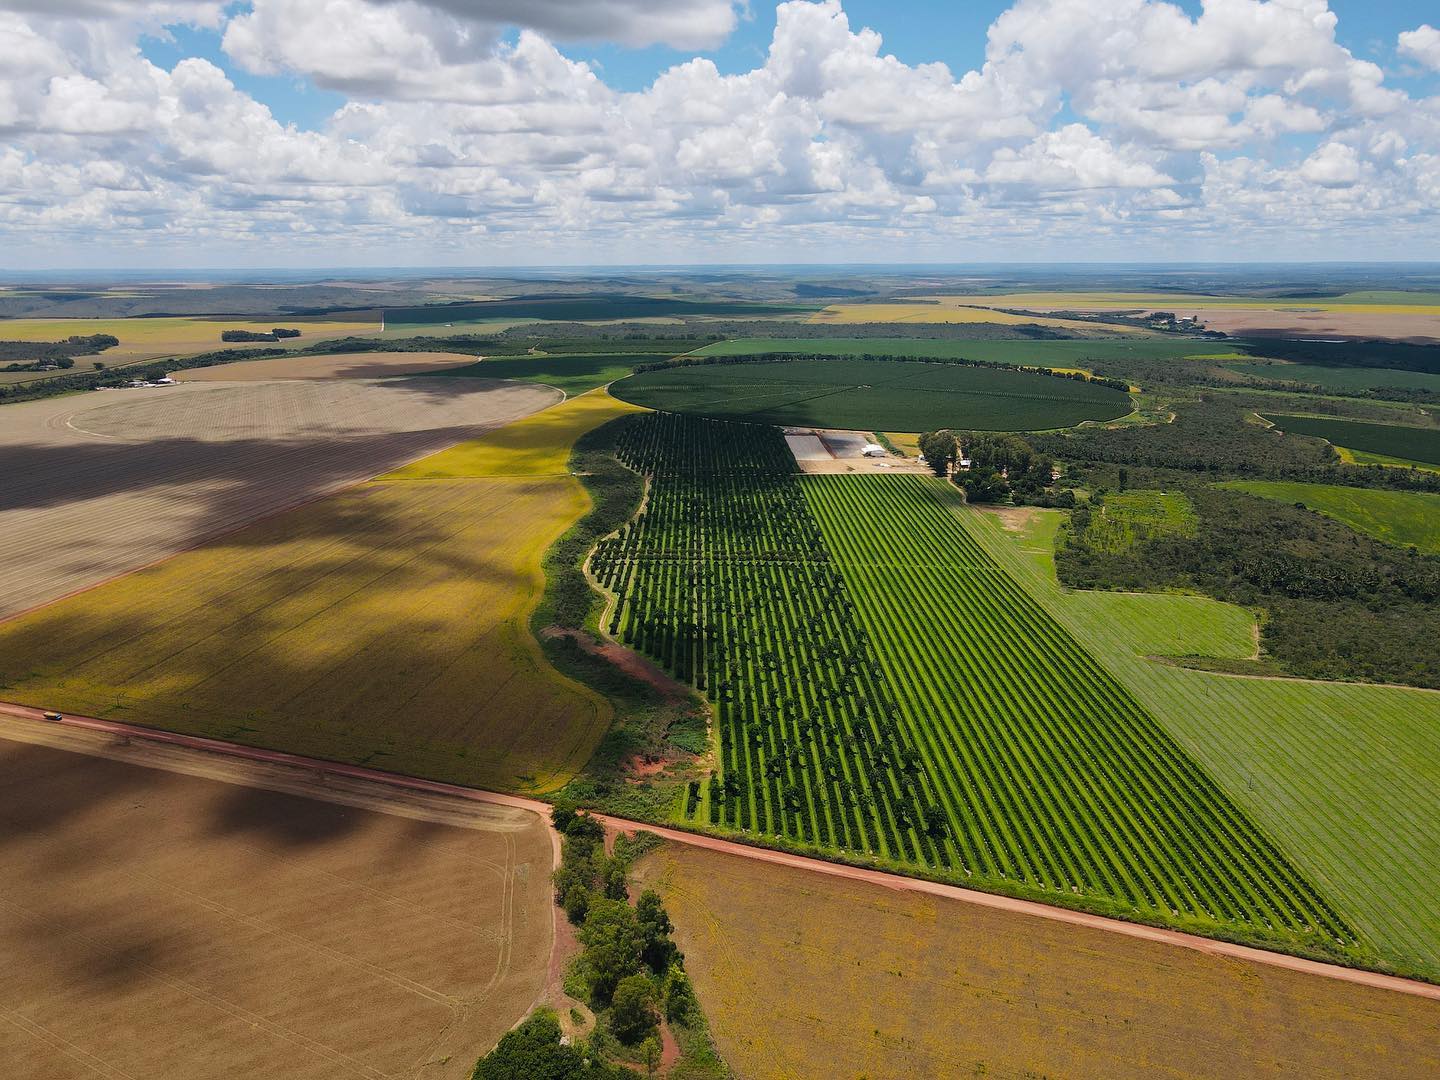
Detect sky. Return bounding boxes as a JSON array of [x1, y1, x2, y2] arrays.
[[2, 0, 1439, 268]]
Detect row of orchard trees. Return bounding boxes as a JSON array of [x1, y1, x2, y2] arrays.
[[590, 412, 952, 866]]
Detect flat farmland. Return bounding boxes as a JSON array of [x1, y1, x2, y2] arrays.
[[176, 350, 477, 381], [593, 418, 1348, 958], [692, 336, 1215, 363], [612, 358, 1132, 431], [0, 738, 553, 1080], [965, 507, 1440, 975], [0, 314, 380, 372], [0, 392, 639, 793], [635, 842, 1440, 1080], [0, 378, 557, 618], [1262, 413, 1440, 467]]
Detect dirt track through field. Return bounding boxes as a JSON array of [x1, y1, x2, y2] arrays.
[[2, 704, 1437, 1006], [0, 378, 559, 619], [0, 724, 554, 1080]]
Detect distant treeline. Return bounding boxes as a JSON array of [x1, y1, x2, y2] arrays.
[[0, 333, 119, 369], [633, 350, 1134, 393], [220, 327, 301, 342]]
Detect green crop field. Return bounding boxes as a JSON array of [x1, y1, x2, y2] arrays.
[[1263, 414, 1440, 466], [611, 358, 1132, 432], [963, 507, 1440, 975], [427, 352, 663, 395], [693, 337, 1219, 365], [1235, 363, 1440, 393], [1219, 481, 1440, 554], [590, 413, 1352, 955]]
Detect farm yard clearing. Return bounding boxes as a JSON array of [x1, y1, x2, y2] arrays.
[[636, 842, 1440, 1080], [0, 391, 639, 793], [0, 735, 554, 1080], [0, 377, 558, 619]]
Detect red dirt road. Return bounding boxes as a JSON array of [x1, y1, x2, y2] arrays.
[[2, 700, 1437, 1006]]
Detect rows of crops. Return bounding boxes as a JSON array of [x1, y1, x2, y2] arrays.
[[591, 412, 1350, 940]]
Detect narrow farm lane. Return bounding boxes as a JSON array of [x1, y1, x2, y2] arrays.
[[2, 700, 1439, 1005]]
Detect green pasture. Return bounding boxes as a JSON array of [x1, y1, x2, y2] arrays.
[[692, 337, 1220, 365], [1236, 363, 1440, 393], [962, 506, 1440, 977], [1220, 481, 1440, 554], [1262, 414, 1440, 467]]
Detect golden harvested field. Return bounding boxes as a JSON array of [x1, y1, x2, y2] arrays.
[[177, 350, 479, 381], [637, 844, 1440, 1080], [0, 315, 380, 369], [886, 292, 1440, 341], [809, 300, 1131, 331], [0, 738, 552, 1080], [0, 378, 558, 618], [0, 391, 639, 793]]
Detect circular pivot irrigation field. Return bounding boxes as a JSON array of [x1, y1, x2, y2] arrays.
[[611, 358, 1132, 432]]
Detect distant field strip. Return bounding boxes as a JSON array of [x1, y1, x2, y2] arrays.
[[1234, 362, 1440, 393], [964, 508, 1440, 974], [693, 337, 1218, 363], [1220, 481, 1440, 554], [613, 358, 1131, 432], [1263, 414, 1440, 466], [0, 392, 638, 793], [592, 414, 1350, 949]]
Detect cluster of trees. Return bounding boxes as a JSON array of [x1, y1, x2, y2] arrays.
[[1059, 484, 1440, 688], [632, 350, 1132, 392], [473, 1011, 627, 1080], [0, 333, 119, 370], [551, 809, 694, 1051], [220, 327, 301, 342], [919, 429, 1072, 507]]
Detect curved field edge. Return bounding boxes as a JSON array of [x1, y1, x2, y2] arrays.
[[0, 391, 640, 795], [961, 504, 1440, 978], [557, 416, 1417, 974]]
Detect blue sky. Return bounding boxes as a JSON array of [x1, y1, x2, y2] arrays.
[[5, 1, 1439, 266], [137, 1, 1435, 129]]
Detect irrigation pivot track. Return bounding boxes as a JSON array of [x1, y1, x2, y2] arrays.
[[1, 700, 1436, 1005]]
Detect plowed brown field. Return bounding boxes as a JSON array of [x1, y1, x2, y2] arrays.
[[0, 378, 558, 618], [636, 843, 1440, 1080], [0, 739, 552, 1080], [176, 351, 479, 381]]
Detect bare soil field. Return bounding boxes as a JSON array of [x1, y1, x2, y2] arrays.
[[1176, 307, 1440, 342], [177, 351, 480, 381], [636, 843, 1440, 1080], [0, 737, 552, 1080], [0, 378, 558, 618]]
